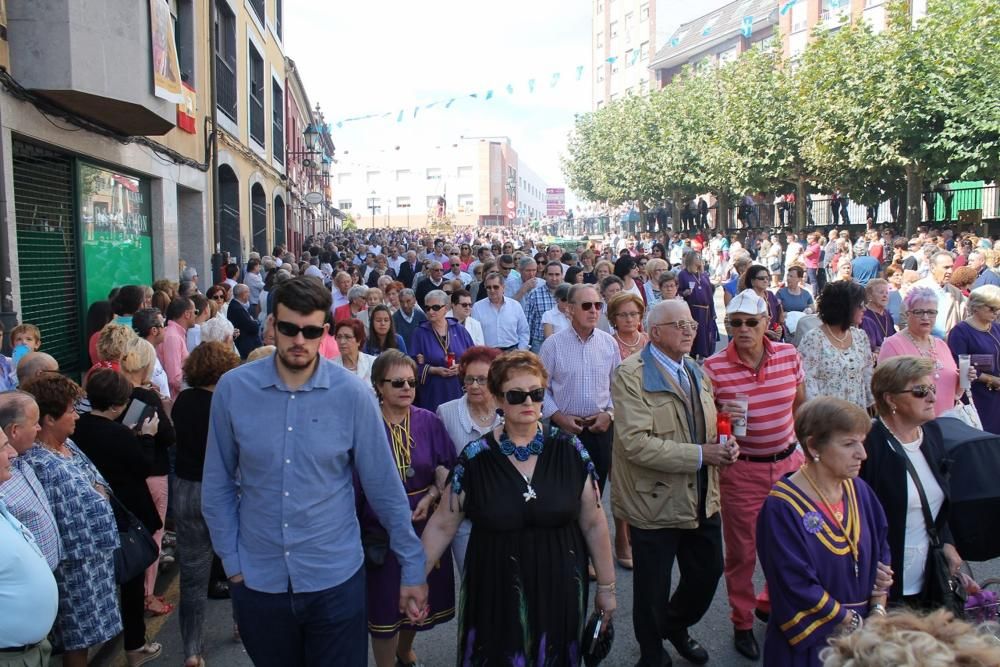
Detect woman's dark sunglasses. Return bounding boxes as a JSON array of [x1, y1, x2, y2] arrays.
[[426, 304, 447, 312], [275, 321, 325, 339], [894, 384, 936, 398], [384, 378, 417, 389], [504, 388, 545, 405]]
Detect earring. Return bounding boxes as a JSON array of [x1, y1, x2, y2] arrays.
[[891, 407, 896, 415], [813, 455, 820, 463]]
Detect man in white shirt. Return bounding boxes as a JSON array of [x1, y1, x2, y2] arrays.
[[446, 256, 472, 287], [133, 308, 172, 400], [244, 258, 265, 317], [387, 246, 405, 275], [471, 272, 529, 351], [331, 271, 352, 312], [448, 289, 484, 346]]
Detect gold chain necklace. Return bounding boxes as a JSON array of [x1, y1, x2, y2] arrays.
[[800, 468, 860, 577], [383, 411, 415, 480]]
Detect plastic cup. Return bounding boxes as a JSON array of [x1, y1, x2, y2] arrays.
[[688, 281, 696, 291], [728, 394, 749, 437], [959, 354, 971, 390]]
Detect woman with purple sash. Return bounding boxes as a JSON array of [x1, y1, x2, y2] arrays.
[[357, 350, 456, 667], [757, 398, 892, 666], [677, 251, 719, 358], [947, 285, 1000, 434]]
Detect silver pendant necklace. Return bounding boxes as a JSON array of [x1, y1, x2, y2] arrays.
[[522, 473, 537, 502]]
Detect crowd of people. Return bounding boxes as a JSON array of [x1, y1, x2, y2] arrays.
[[2, 221, 1000, 667]]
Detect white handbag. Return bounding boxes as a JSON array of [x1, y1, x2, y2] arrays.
[[942, 389, 983, 430]]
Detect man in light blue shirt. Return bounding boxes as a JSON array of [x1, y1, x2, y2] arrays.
[[202, 276, 427, 666], [0, 436, 58, 663], [471, 272, 529, 351]]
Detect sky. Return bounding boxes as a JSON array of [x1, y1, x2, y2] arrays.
[[285, 0, 731, 196]]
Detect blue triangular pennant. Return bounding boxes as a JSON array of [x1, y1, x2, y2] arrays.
[[550, 72, 561, 87]]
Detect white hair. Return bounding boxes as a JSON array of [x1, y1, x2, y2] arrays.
[[200, 316, 235, 344]]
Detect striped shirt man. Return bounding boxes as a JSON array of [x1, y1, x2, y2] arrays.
[[0, 457, 61, 570], [702, 337, 803, 456], [539, 325, 621, 420]]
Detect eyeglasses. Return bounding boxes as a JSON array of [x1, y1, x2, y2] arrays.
[[500, 265, 514, 271], [575, 301, 603, 311], [909, 309, 938, 319], [614, 311, 642, 319], [426, 304, 447, 312], [211, 295, 225, 301], [894, 384, 936, 398], [653, 320, 699, 331], [383, 378, 417, 389], [275, 321, 326, 339], [463, 376, 488, 386], [458, 301, 473, 308], [753, 275, 769, 281], [727, 318, 761, 329], [980, 305, 1000, 314], [485, 285, 503, 291], [334, 333, 356, 342], [503, 387, 546, 405]]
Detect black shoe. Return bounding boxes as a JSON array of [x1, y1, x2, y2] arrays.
[[733, 629, 760, 661], [666, 632, 708, 665], [207, 580, 230, 600], [754, 607, 770, 623]]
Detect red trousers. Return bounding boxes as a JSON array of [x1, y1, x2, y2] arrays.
[[719, 449, 804, 629]]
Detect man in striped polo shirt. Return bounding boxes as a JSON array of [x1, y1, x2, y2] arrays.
[[702, 289, 806, 661]]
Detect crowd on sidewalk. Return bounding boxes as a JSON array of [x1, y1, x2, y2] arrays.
[[3, 221, 1000, 667]]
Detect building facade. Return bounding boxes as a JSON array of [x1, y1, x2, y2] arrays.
[[334, 137, 546, 230], [0, 0, 215, 376], [213, 0, 287, 264], [592, 0, 665, 109], [778, 0, 923, 62], [650, 0, 778, 87]]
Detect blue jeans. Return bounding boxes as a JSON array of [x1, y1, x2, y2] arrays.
[[230, 567, 367, 667]]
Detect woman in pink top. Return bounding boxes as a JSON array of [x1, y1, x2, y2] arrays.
[[878, 286, 973, 416], [803, 232, 822, 288]]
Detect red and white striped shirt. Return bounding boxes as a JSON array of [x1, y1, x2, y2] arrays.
[[703, 338, 802, 455]]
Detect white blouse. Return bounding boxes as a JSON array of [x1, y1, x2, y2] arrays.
[[899, 433, 945, 595], [436, 394, 501, 455]]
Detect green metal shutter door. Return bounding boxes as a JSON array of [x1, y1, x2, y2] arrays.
[[12, 140, 81, 376]]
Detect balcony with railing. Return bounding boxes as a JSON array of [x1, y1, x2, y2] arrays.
[[216, 55, 237, 123]]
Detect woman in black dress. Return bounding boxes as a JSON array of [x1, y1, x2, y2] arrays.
[[421, 351, 616, 666]]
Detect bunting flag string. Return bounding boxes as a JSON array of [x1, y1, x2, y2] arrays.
[[333, 62, 595, 130], [780, 0, 800, 14]]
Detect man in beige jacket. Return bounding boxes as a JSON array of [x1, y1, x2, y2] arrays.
[[611, 300, 738, 667]]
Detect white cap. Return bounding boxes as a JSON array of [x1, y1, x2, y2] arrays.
[[304, 265, 323, 279], [726, 289, 768, 316]]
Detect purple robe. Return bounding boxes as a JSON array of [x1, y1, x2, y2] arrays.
[[860, 308, 895, 353], [947, 320, 1000, 434], [409, 318, 475, 411], [357, 406, 457, 637], [676, 269, 719, 358], [757, 476, 890, 667]]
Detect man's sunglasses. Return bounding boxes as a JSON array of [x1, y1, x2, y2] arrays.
[[275, 321, 325, 339], [574, 301, 603, 311], [383, 378, 417, 389], [426, 304, 447, 312], [728, 318, 761, 329], [894, 384, 936, 398], [504, 388, 546, 405]]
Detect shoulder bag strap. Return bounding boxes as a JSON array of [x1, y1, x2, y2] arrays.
[[887, 428, 941, 547]]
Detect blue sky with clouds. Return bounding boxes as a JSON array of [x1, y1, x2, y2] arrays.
[[285, 0, 730, 192]]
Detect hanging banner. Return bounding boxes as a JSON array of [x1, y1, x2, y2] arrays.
[[176, 82, 197, 133], [546, 188, 566, 217], [149, 0, 183, 103]]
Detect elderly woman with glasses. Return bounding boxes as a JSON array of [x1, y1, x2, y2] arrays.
[[879, 287, 974, 417], [947, 284, 1000, 433], [607, 291, 648, 361], [434, 346, 502, 573], [410, 289, 475, 411], [860, 357, 964, 608], [421, 351, 615, 665], [332, 319, 376, 385], [360, 350, 456, 667]]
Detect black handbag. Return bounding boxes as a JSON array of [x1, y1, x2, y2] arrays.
[[110, 494, 159, 585], [581, 609, 614, 667], [361, 526, 389, 568], [899, 449, 967, 616]]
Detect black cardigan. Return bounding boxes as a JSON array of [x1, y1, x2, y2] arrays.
[[118, 386, 175, 477], [859, 418, 954, 601], [74, 413, 162, 534]]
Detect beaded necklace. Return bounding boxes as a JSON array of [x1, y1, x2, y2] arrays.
[[500, 427, 545, 502], [901, 329, 943, 379], [383, 411, 415, 481]]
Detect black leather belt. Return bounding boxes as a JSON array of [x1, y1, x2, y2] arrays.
[[738, 443, 798, 463], [498, 345, 518, 352]]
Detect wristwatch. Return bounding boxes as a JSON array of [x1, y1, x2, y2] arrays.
[[870, 603, 887, 617], [847, 610, 864, 633]]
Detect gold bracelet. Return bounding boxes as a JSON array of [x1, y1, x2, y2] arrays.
[[596, 582, 616, 594]]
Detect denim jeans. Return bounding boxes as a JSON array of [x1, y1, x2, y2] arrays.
[[173, 478, 217, 658], [230, 566, 367, 667]]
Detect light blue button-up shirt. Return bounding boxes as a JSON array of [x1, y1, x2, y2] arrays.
[[471, 296, 530, 349], [0, 498, 58, 647], [202, 355, 426, 594]]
